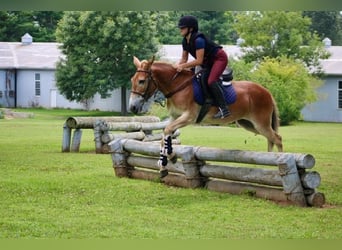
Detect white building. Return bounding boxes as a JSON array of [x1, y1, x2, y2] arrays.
[[1, 34, 341, 122], [0, 33, 125, 111]]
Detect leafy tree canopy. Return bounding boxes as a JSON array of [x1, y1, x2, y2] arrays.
[[157, 11, 236, 45], [55, 11, 159, 109], [303, 11, 342, 46], [0, 11, 63, 42], [233, 11, 330, 73]]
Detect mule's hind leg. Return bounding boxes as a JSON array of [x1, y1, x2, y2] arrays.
[[258, 127, 283, 152], [272, 132, 283, 152], [238, 119, 283, 152]]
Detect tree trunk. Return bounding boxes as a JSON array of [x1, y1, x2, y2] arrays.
[[121, 86, 127, 116]]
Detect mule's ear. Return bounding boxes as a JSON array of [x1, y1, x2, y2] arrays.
[[133, 56, 141, 68]]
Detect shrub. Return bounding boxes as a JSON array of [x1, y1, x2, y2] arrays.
[[231, 57, 322, 125]]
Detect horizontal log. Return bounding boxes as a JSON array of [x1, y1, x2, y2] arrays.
[[100, 120, 169, 132], [194, 147, 315, 169], [66, 116, 160, 129], [306, 192, 325, 207], [300, 171, 321, 189], [200, 164, 282, 187], [101, 131, 146, 143], [123, 167, 325, 207], [127, 155, 185, 174], [143, 129, 181, 142], [129, 168, 160, 182], [115, 139, 315, 169], [163, 173, 203, 188], [205, 179, 294, 204], [130, 169, 202, 188]]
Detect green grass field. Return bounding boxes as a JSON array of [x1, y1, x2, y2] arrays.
[[0, 108, 341, 239]]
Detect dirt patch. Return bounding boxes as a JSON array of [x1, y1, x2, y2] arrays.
[[0, 108, 34, 119]]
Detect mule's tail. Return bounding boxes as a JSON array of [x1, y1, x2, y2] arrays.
[[271, 96, 280, 133]]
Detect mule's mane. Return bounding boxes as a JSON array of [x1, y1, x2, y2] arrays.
[[152, 61, 193, 77]]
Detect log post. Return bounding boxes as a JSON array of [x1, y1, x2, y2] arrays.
[[62, 122, 71, 152], [70, 128, 82, 152], [93, 120, 103, 154], [180, 146, 203, 188], [278, 154, 307, 207], [108, 139, 130, 177]]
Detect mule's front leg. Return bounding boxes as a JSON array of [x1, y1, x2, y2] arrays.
[[164, 133, 177, 162], [157, 133, 176, 178], [157, 111, 197, 178]]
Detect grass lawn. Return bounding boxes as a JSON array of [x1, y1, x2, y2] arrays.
[[0, 108, 341, 239]]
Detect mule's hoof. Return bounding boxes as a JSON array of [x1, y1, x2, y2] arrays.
[[170, 155, 177, 164], [160, 169, 168, 178]]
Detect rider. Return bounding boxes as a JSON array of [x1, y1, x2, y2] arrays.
[[174, 15, 230, 119]]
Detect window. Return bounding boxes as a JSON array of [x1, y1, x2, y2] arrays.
[[339, 81, 342, 109], [35, 73, 41, 96]]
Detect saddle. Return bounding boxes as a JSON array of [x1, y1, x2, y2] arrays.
[[194, 68, 236, 123]]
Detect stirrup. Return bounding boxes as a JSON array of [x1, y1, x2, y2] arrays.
[[213, 107, 230, 119]]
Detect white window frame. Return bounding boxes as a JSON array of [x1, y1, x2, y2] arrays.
[[35, 73, 41, 97]]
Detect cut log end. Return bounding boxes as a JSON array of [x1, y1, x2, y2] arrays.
[[306, 192, 326, 207]]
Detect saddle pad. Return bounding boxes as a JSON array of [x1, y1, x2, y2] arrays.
[[192, 78, 237, 106]]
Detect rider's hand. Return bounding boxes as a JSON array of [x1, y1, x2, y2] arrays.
[[173, 64, 183, 72]]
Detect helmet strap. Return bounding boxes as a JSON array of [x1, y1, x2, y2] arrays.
[[184, 27, 192, 38]]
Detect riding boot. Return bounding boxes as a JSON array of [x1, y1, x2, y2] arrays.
[[209, 81, 231, 119]]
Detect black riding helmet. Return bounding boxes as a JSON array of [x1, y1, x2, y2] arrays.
[[178, 15, 198, 32]]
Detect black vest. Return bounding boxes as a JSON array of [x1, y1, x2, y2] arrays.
[[182, 32, 222, 67]]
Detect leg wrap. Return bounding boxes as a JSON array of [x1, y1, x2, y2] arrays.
[[164, 134, 173, 156], [158, 149, 168, 169]]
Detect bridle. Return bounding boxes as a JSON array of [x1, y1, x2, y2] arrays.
[[130, 69, 157, 101], [131, 65, 197, 101]]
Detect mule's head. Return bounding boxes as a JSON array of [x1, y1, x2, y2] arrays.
[[129, 56, 157, 114]]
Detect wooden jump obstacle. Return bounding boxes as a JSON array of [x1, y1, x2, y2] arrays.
[[109, 138, 325, 207], [94, 119, 180, 153], [62, 116, 180, 153]]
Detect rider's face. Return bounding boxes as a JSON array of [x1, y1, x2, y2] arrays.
[[179, 27, 189, 37]]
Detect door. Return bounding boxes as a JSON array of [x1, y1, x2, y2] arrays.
[[50, 89, 57, 108]]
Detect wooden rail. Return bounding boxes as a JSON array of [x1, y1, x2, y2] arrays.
[[109, 139, 325, 207]]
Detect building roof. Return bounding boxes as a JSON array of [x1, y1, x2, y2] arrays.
[[0, 41, 62, 70], [320, 46, 342, 76], [1, 39, 342, 76]]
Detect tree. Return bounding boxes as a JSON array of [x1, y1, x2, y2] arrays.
[[189, 11, 236, 44], [155, 11, 182, 44], [303, 11, 342, 46], [0, 11, 62, 42], [233, 11, 330, 72], [55, 11, 159, 114], [156, 11, 236, 45]]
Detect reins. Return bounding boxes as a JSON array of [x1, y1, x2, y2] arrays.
[[164, 73, 192, 98], [132, 65, 204, 100], [164, 69, 205, 98]]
